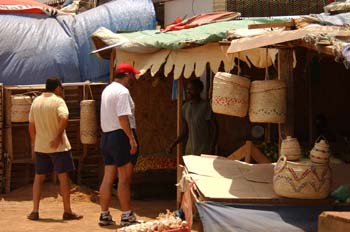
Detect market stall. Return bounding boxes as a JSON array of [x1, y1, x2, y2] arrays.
[[91, 11, 350, 231]]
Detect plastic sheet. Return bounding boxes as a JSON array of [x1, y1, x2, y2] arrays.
[[0, 0, 155, 84], [196, 201, 350, 232]]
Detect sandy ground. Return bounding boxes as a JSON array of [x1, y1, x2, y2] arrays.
[[0, 183, 201, 232]]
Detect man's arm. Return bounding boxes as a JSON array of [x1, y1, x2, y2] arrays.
[[50, 116, 68, 149], [119, 115, 137, 155], [167, 119, 188, 154], [28, 122, 36, 147]]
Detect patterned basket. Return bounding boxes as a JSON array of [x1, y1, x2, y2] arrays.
[[273, 156, 331, 199], [80, 99, 97, 144], [212, 72, 251, 117], [310, 136, 330, 164], [11, 95, 33, 122], [280, 136, 302, 161], [249, 80, 286, 123]]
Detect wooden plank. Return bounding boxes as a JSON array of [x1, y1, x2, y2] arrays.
[[296, 40, 334, 57], [248, 21, 295, 30]]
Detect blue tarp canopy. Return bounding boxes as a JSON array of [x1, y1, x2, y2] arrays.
[[0, 0, 156, 84]]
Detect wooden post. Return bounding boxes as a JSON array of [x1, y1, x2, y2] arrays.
[[278, 48, 295, 144], [4, 89, 13, 193], [109, 49, 116, 82], [176, 77, 183, 207]]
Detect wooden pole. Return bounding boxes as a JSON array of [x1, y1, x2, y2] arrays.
[[278, 48, 295, 145], [109, 49, 116, 82], [176, 77, 183, 207]]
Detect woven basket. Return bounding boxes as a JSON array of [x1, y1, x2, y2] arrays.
[[11, 95, 33, 122], [80, 100, 97, 144], [310, 136, 330, 164], [212, 72, 251, 117], [249, 80, 286, 123], [273, 156, 331, 199], [280, 136, 302, 161]]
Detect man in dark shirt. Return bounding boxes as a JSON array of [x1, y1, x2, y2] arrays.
[[168, 79, 218, 155]]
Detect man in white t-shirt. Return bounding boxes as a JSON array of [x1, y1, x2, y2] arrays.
[[27, 77, 82, 221], [98, 63, 141, 227]]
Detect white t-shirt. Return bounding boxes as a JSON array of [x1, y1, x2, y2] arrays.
[[100, 81, 136, 132], [29, 92, 71, 153]]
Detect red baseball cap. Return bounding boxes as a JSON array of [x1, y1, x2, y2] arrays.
[[115, 63, 140, 75]]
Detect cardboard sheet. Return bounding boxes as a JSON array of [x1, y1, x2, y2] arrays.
[[183, 155, 350, 201], [183, 155, 278, 199]]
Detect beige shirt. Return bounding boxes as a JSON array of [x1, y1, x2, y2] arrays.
[[29, 92, 71, 153]]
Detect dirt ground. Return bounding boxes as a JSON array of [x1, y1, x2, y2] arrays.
[[0, 183, 201, 232]]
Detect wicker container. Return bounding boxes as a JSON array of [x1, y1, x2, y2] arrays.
[[249, 80, 286, 123], [80, 100, 97, 144], [273, 156, 331, 199], [280, 136, 302, 161], [310, 137, 330, 164], [11, 95, 33, 122], [212, 72, 251, 117]]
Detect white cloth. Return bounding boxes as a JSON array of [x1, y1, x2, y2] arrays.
[[29, 92, 71, 153], [100, 82, 136, 132]]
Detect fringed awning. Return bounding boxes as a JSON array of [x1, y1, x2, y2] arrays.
[[114, 43, 278, 79]]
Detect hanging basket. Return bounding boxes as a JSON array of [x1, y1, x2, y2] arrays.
[[80, 99, 97, 144], [249, 80, 287, 123], [212, 72, 251, 117], [273, 156, 331, 199], [11, 95, 33, 122]]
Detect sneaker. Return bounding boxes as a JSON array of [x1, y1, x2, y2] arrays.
[[62, 212, 83, 220], [99, 212, 116, 226], [27, 212, 39, 221], [120, 212, 143, 227]]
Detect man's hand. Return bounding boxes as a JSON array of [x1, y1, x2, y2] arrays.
[[129, 137, 138, 155], [50, 136, 62, 149], [166, 145, 174, 154]]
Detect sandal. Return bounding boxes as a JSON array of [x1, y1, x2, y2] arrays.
[[27, 212, 39, 221], [63, 212, 83, 220]]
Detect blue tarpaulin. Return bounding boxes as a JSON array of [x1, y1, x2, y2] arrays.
[[0, 0, 155, 84], [196, 201, 350, 232]]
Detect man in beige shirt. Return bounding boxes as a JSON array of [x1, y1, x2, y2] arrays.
[[27, 77, 82, 221]]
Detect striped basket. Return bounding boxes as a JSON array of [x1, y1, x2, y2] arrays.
[[212, 72, 251, 117]]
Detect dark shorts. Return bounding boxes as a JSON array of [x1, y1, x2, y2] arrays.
[[100, 129, 139, 167], [35, 151, 75, 174]]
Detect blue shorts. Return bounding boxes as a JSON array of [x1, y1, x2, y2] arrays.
[[35, 151, 75, 174], [100, 129, 139, 167]]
